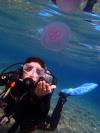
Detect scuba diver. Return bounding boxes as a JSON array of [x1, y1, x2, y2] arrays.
[[0, 57, 57, 133], [0, 57, 98, 133]]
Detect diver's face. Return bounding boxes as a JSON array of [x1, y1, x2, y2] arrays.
[[23, 62, 44, 82]]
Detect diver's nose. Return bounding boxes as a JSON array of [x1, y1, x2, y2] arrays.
[[30, 69, 37, 77]]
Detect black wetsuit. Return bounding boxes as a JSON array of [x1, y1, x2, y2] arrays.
[[0, 70, 56, 132]]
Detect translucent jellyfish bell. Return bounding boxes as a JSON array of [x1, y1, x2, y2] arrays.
[[41, 22, 71, 51], [56, 0, 82, 13]]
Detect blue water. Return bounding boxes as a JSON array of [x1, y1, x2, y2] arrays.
[[0, 0, 100, 132]]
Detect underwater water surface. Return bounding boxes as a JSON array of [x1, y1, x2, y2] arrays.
[[0, 0, 100, 133]]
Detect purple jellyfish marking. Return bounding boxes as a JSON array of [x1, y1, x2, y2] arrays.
[[56, 0, 82, 13], [41, 22, 71, 51], [48, 26, 67, 43]]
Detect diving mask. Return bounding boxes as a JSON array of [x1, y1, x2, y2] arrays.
[[23, 64, 45, 76], [23, 64, 53, 84]]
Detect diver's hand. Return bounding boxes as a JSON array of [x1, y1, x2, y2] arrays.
[[35, 80, 56, 97], [0, 116, 9, 126]]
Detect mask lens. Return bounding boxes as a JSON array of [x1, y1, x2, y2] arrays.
[[23, 65, 33, 72], [36, 69, 44, 76]]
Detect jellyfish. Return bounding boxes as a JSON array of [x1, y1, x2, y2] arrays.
[[41, 22, 71, 51], [56, 0, 83, 13]]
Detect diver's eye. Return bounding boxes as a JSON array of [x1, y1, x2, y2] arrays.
[[23, 66, 33, 72], [36, 69, 44, 76]]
